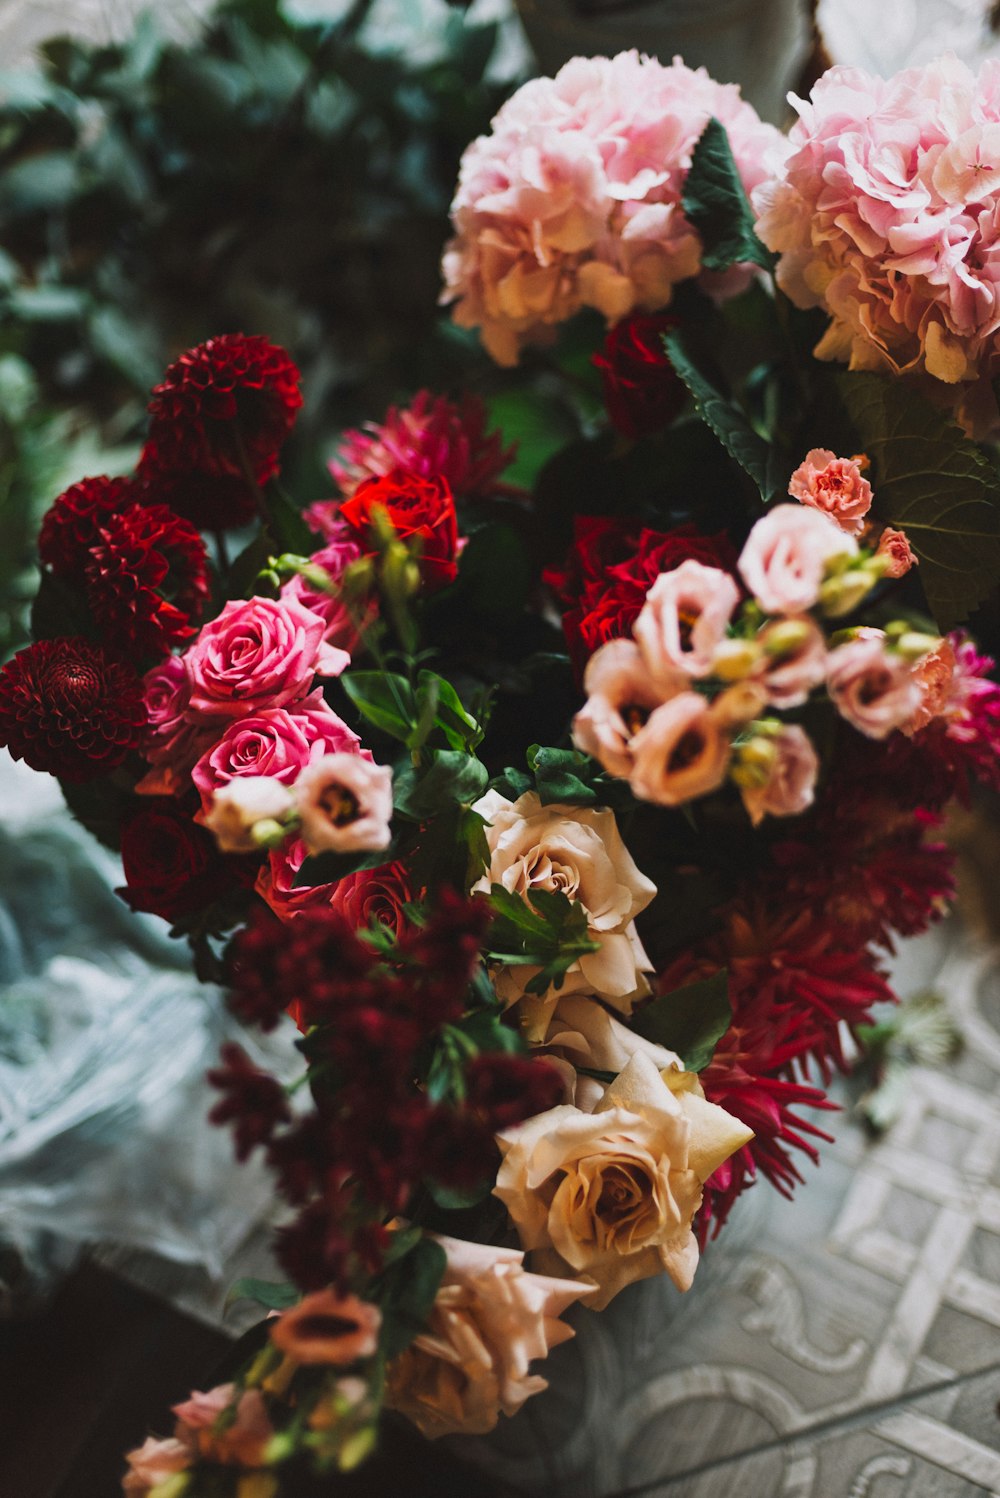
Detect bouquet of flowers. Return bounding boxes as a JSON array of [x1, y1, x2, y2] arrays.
[[4, 47, 1000, 1498]]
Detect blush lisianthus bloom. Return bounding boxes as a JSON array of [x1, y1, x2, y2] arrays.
[[756, 615, 828, 708], [633, 559, 740, 678], [443, 51, 781, 365], [293, 753, 393, 855], [269, 1289, 381, 1365], [827, 631, 923, 739], [204, 775, 294, 853], [738, 504, 857, 615], [753, 57, 1000, 434], [495, 1050, 753, 1310], [172, 1384, 274, 1467], [122, 1436, 191, 1494], [385, 1235, 591, 1438], [787, 449, 873, 537], [737, 723, 819, 827], [572, 638, 685, 777], [472, 790, 655, 1031], [628, 691, 732, 806]]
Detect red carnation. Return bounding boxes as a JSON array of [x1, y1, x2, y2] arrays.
[[137, 468, 259, 532], [86, 503, 210, 658], [118, 801, 222, 924], [593, 313, 687, 439], [140, 333, 302, 500], [0, 637, 146, 781], [38, 475, 139, 576], [337, 469, 460, 591]]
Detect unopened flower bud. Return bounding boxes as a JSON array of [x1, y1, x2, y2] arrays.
[[149, 1477, 191, 1498], [237, 1475, 279, 1498], [819, 566, 877, 618], [711, 637, 761, 680], [711, 680, 768, 728], [731, 734, 778, 789], [895, 630, 942, 661], [381, 540, 422, 602], [338, 1425, 378, 1473], [250, 817, 289, 849], [760, 617, 814, 658]]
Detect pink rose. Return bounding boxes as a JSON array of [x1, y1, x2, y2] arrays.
[[294, 753, 394, 854], [788, 449, 873, 536], [256, 843, 412, 926], [826, 633, 922, 738], [192, 692, 362, 813], [572, 638, 684, 778], [875, 526, 918, 579], [629, 691, 731, 806], [738, 504, 857, 614], [142, 655, 213, 774], [633, 559, 740, 678], [739, 724, 819, 826], [280, 525, 369, 654], [756, 615, 827, 708], [185, 595, 341, 721]]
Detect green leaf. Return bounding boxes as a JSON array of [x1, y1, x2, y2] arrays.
[[456, 1006, 523, 1056], [487, 884, 599, 994], [682, 117, 775, 273], [264, 487, 313, 555], [415, 669, 483, 752], [0, 153, 83, 215], [663, 327, 774, 500], [342, 671, 416, 741], [426, 1177, 492, 1210], [490, 766, 533, 801], [393, 750, 488, 821], [224, 1277, 299, 1314], [373, 1235, 447, 1360], [295, 844, 393, 888], [838, 371, 1000, 628], [632, 971, 731, 1072]]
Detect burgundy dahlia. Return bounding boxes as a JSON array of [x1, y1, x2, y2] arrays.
[[86, 503, 210, 658], [138, 467, 259, 532], [0, 636, 146, 781], [37, 475, 138, 576], [141, 334, 302, 492]]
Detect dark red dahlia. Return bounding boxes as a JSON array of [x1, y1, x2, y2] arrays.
[[141, 334, 302, 492], [86, 503, 210, 658], [593, 313, 687, 439], [137, 467, 259, 532], [37, 475, 139, 576], [0, 637, 146, 781]]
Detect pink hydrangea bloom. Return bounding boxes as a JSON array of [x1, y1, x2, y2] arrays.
[[753, 56, 1000, 434], [328, 391, 516, 499], [788, 449, 872, 537], [443, 52, 782, 365]]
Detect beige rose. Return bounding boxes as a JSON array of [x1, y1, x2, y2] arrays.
[[385, 1234, 591, 1438], [495, 1050, 753, 1310], [473, 791, 655, 1033], [538, 994, 685, 1111]]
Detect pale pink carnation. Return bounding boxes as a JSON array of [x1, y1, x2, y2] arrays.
[[572, 637, 685, 777], [753, 56, 1000, 435], [280, 527, 367, 655], [443, 52, 781, 364], [329, 391, 515, 499], [738, 504, 857, 615], [185, 595, 345, 722], [826, 632, 922, 739], [740, 724, 819, 826], [633, 559, 740, 679], [788, 449, 873, 537], [294, 753, 394, 855], [876, 526, 918, 579], [629, 691, 731, 806]]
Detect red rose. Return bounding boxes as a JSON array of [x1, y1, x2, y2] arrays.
[[337, 469, 460, 591], [330, 861, 415, 941], [593, 314, 687, 439], [119, 802, 223, 924]]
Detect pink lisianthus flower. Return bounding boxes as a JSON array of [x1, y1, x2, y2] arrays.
[[329, 391, 516, 499], [628, 691, 731, 806], [280, 527, 368, 655], [185, 595, 347, 723], [738, 504, 857, 614], [788, 449, 873, 537], [633, 559, 740, 679], [572, 637, 685, 778], [192, 692, 364, 814], [756, 616, 827, 709], [293, 753, 394, 855], [826, 632, 922, 738], [739, 724, 819, 826], [122, 1436, 192, 1494], [875, 526, 918, 579]]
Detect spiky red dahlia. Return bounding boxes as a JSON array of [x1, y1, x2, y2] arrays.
[[37, 475, 139, 576], [0, 636, 146, 781], [86, 504, 209, 658], [330, 391, 516, 499], [141, 334, 302, 490]]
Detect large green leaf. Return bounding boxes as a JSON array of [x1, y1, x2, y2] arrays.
[[663, 328, 775, 501], [632, 970, 731, 1072], [838, 372, 1000, 628], [373, 1234, 447, 1359], [682, 117, 775, 274], [393, 750, 488, 821]]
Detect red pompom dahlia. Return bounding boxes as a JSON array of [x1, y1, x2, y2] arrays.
[[86, 504, 210, 657], [0, 636, 146, 781], [37, 475, 139, 576]]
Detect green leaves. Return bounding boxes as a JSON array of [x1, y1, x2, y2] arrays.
[[664, 327, 776, 501], [838, 371, 1000, 628], [342, 671, 416, 741], [342, 669, 483, 755], [682, 117, 775, 274], [393, 750, 488, 821], [492, 744, 633, 810], [632, 971, 731, 1072], [487, 885, 599, 996], [372, 1233, 447, 1360], [224, 1277, 299, 1314]]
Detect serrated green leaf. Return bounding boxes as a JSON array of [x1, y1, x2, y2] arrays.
[[682, 117, 775, 274], [838, 371, 1000, 628], [664, 328, 774, 500], [224, 1277, 299, 1314], [342, 671, 416, 741], [632, 970, 731, 1072]]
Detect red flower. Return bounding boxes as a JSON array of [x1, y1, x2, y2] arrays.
[[37, 475, 139, 576], [119, 801, 222, 924], [593, 313, 687, 439], [137, 468, 259, 532], [465, 1053, 564, 1130], [86, 503, 210, 658], [0, 637, 146, 781], [331, 391, 516, 499], [338, 469, 460, 591], [140, 333, 302, 497], [208, 1042, 291, 1162]]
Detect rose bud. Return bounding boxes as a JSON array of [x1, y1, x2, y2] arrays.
[[293, 753, 393, 854]]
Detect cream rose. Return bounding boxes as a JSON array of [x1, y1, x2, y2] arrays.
[[385, 1235, 590, 1438], [495, 1050, 753, 1310], [472, 791, 655, 1031], [539, 993, 685, 1111]]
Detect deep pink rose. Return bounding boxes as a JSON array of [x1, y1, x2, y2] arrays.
[[192, 692, 363, 812], [185, 595, 339, 721], [142, 655, 214, 776], [738, 504, 857, 615]]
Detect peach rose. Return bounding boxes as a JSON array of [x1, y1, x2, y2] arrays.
[[875, 526, 918, 579], [293, 753, 393, 854], [738, 503, 857, 614], [385, 1235, 590, 1438], [122, 1436, 191, 1494], [788, 449, 873, 536], [495, 1050, 752, 1309], [539, 993, 686, 1111], [826, 633, 922, 739], [739, 724, 819, 827], [472, 791, 655, 1025], [628, 692, 731, 806], [203, 775, 294, 852], [633, 560, 740, 679], [270, 1289, 381, 1365], [572, 638, 684, 778]]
